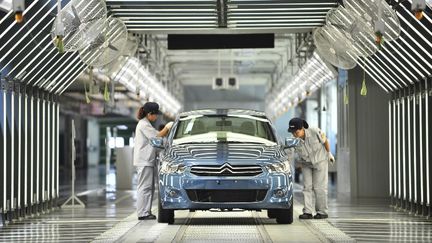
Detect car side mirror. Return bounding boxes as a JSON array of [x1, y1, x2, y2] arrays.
[[285, 137, 300, 148], [150, 138, 164, 149]]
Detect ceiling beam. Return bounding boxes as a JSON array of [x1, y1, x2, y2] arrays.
[[128, 27, 313, 34], [217, 0, 228, 27]]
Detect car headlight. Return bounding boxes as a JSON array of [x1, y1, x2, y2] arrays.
[[266, 161, 291, 174], [160, 161, 186, 174]]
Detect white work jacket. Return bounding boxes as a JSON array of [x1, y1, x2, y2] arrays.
[[133, 118, 159, 167], [293, 127, 329, 164]]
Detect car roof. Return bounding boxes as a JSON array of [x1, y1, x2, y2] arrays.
[[179, 109, 268, 119]]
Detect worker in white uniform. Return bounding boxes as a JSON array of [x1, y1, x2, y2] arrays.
[[288, 118, 335, 220], [134, 102, 173, 220]]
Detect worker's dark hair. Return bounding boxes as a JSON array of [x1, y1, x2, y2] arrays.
[[137, 106, 148, 120], [303, 119, 309, 129]]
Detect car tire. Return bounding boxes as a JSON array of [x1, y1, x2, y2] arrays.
[[276, 200, 293, 224], [158, 197, 174, 224], [267, 209, 277, 218]]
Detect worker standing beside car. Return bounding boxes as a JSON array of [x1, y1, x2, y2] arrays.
[[134, 102, 173, 220], [287, 118, 335, 220]]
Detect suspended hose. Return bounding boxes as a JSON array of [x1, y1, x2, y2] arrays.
[[55, 0, 65, 53], [361, 68, 368, 96]]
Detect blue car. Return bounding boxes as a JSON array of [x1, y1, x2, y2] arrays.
[[151, 109, 296, 224]]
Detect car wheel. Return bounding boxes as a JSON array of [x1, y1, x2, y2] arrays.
[[158, 196, 174, 224], [276, 200, 293, 224], [267, 209, 277, 218]]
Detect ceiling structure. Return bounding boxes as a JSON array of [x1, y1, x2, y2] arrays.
[[105, 0, 432, 117], [3, 0, 430, 118], [103, 0, 338, 112], [165, 36, 294, 86], [107, 0, 337, 34]]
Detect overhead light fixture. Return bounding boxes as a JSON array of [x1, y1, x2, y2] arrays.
[[425, 78, 430, 207], [229, 22, 323, 27], [111, 8, 216, 12], [228, 7, 334, 11], [24, 92, 29, 207], [267, 52, 335, 118], [419, 85, 424, 206], [230, 11, 329, 15], [123, 20, 217, 24], [388, 101, 392, 201], [407, 95, 412, 203], [230, 16, 325, 20], [118, 16, 217, 20], [229, 19, 325, 23], [113, 57, 182, 116], [228, 1, 336, 5], [125, 24, 217, 28]]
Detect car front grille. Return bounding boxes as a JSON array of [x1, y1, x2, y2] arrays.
[[190, 163, 263, 177], [186, 189, 267, 203]]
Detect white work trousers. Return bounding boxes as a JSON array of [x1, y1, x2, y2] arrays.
[[302, 161, 328, 215], [136, 166, 157, 217]]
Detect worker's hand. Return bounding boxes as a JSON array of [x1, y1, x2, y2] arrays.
[[165, 121, 174, 130], [328, 152, 335, 165]]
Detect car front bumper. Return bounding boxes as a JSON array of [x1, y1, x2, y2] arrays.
[[159, 172, 293, 210]]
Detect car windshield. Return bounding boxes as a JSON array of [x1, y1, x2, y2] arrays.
[[173, 114, 277, 145]]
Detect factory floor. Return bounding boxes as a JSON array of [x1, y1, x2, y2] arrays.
[[1, 166, 430, 242]]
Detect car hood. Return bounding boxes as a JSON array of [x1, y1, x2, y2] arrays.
[[164, 143, 284, 165]]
